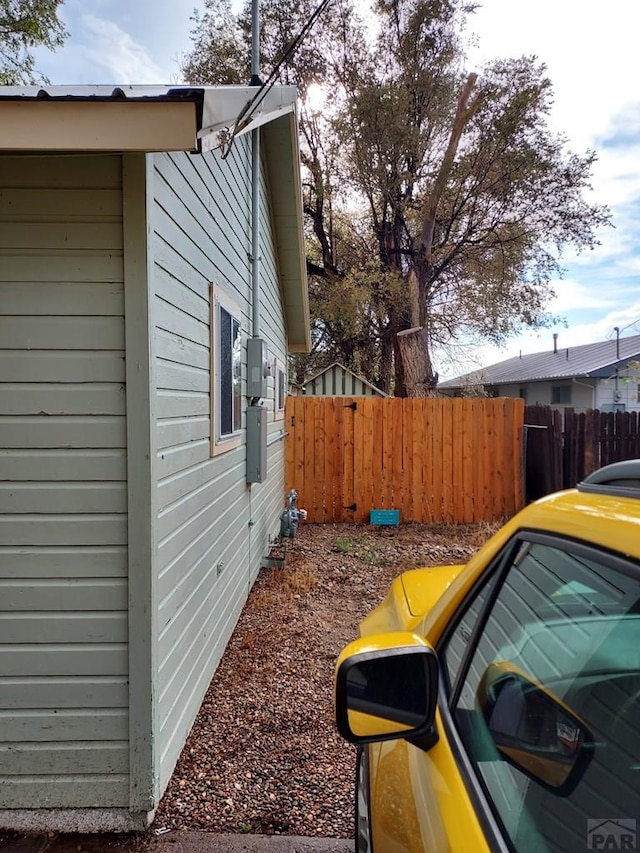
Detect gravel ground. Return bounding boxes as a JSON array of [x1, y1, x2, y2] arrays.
[[150, 521, 495, 841]]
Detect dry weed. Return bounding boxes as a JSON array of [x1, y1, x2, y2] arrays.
[[279, 560, 318, 597]]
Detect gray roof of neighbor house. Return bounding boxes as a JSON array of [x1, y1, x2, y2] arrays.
[[439, 334, 640, 389]]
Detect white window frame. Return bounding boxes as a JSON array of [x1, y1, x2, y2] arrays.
[[274, 358, 286, 421], [211, 284, 243, 456]]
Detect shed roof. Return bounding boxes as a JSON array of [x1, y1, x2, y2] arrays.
[[439, 334, 640, 389], [0, 84, 310, 351]]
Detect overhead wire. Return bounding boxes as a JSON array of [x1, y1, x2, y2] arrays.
[[219, 0, 334, 158]]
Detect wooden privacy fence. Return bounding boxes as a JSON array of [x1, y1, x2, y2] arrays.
[[285, 397, 525, 524], [525, 406, 640, 497]]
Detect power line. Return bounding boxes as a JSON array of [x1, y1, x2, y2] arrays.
[[220, 0, 334, 158]]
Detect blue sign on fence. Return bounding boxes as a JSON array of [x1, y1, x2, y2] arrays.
[[370, 509, 401, 526]]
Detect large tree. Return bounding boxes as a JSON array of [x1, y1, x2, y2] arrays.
[[0, 0, 67, 84], [183, 0, 609, 396]]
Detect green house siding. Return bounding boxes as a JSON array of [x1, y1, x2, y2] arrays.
[[0, 128, 298, 829], [0, 153, 130, 809], [152, 140, 290, 791]]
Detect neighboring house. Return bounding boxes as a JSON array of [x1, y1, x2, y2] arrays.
[[299, 362, 388, 397], [439, 334, 640, 413], [0, 86, 309, 831]]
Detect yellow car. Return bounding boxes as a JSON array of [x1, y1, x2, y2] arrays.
[[335, 460, 640, 853]]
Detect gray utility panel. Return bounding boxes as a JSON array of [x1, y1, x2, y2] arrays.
[[246, 405, 268, 483]]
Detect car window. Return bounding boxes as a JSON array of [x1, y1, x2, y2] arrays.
[[446, 538, 640, 853], [442, 567, 502, 689]]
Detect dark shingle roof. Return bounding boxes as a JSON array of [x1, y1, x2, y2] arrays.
[[439, 334, 640, 389]]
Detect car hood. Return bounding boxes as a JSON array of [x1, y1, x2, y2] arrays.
[[358, 564, 466, 638], [401, 564, 467, 618]]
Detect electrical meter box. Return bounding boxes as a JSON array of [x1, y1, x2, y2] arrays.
[[246, 405, 267, 483], [247, 337, 270, 399]]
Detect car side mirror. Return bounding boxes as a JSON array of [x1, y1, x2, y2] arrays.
[[335, 633, 439, 744], [478, 663, 594, 795]]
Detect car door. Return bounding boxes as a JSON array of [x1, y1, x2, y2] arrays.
[[440, 533, 640, 852], [369, 533, 640, 852]]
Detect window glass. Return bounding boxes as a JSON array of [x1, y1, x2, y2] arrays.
[[441, 569, 501, 689], [448, 539, 640, 853], [551, 385, 571, 404], [218, 303, 241, 438], [277, 367, 286, 412]]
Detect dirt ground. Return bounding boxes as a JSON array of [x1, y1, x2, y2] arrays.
[[149, 520, 496, 841]]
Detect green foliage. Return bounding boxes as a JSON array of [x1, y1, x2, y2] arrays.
[[182, 0, 248, 85], [333, 536, 356, 554], [185, 0, 610, 396], [0, 0, 67, 84]]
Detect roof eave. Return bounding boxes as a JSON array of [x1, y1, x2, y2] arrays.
[[0, 97, 200, 152], [0, 84, 311, 352], [262, 111, 311, 353]]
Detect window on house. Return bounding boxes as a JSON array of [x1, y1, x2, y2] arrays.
[[273, 359, 286, 421], [211, 285, 242, 455], [275, 362, 286, 418], [519, 387, 528, 403], [551, 385, 572, 404]]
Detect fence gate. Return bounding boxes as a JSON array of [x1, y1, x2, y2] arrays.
[[284, 396, 525, 525]]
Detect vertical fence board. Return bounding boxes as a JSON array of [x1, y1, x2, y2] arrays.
[[422, 399, 434, 523], [353, 400, 365, 523], [313, 397, 326, 522], [392, 398, 404, 513], [472, 399, 485, 521], [462, 400, 474, 522], [284, 397, 295, 495], [441, 400, 454, 523], [505, 399, 518, 517], [412, 400, 421, 523], [294, 396, 306, 496], [333, 401, 345, 523], [372, 398, 385, 510], [381, 399, 394, 508], [513, 399, 525, 515], [483, 399, 496, 518], [451, 398, 464, 522], [343, 399, 355, 521], [402, 399, 414, 522], [362, 398, 375, 522], [496, 400, 508, 518], [303, 398, 317, 521], [323, 398, 336, 523], [431, 400, 444, 522]]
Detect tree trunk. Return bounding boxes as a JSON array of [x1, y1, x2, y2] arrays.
[[397, 74, 480, 396], [397, 327, 438, 396]]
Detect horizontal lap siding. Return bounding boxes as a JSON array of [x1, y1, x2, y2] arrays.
[[152, 144, 289, 790], [0, 154, 129, 808]]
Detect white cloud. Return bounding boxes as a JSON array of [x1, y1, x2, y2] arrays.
[[466, 0, 638, 150], [438, 302, 640, 381], [548, 278, 620, 313], [79, 15, 165, 83]]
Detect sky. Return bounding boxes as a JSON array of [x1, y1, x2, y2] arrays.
[[30, 0, 640, 378]]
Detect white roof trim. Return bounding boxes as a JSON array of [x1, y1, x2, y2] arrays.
[[0, 85, 298, 154], [198, 86, 297, 151]]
